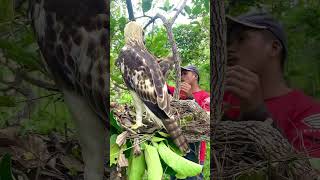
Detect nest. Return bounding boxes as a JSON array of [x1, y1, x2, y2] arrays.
[[211, 120, 320, 179], [111, 99, 210, 143]]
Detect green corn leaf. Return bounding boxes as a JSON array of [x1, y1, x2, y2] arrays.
[[0, 154, 13, 180], [110, 134, 120, 166], [158, 142, 202, 179]]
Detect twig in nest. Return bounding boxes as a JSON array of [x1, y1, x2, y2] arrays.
[[12, 168, 30, 180]]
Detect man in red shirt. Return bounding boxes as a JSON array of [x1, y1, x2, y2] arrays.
[[167, 65, 210, 112], [224, 11, 320, 157], [167, 65, 209, 179]]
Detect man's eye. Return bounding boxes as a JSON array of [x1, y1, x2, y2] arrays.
[[238, 35, 245, 42]]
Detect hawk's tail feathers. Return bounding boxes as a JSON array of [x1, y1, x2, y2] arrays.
[[163, 118, 190, 154]]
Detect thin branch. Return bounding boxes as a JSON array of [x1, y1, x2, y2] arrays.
[[133, 15, 153, 22], [21, 72, 58, 91], [112, 81, 128, 91], [126, 0, 135, 21], [170, 0, 188, 27], [7, 84, 37, 125], [151, 0, 187, 100], [15, 92, 61, 104]]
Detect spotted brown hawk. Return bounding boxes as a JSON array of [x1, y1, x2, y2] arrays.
[[29, 0, 108, 179], [116, 21, 189, 153]]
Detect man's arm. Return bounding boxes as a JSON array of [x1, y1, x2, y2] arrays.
[[225, 65, 279, 128]]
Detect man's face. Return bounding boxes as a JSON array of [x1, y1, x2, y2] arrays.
[[227, 25, 270, 73], [181, 70, 197, 84]]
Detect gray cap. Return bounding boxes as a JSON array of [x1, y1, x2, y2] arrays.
[[227, 11, 287, 60], [181, 65, 200, 82]]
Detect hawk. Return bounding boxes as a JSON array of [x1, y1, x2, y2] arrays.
[[29, 0, 108, 179], [116, 21, 189, 153]]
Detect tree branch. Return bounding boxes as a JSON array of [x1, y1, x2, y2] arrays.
[[125, 0, 135, 21], [20, 72, 58, 91], [147, 0, 187, 100]]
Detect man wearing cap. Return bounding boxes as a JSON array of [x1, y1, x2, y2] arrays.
[[167, 65, 210, 112], [224, 11, 320, 157], [167, 65, 209, 179]]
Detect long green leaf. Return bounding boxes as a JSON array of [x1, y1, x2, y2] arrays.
[[0, 0, 14, 23], [109, 111, 122, 133], [0, 154, 13, 180], [110, 134, 120, 166]]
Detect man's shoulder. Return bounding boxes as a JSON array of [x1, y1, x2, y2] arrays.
[[194, 89, 209, 98], [290, 90, 320, 109], [283, 90, 320, 121]]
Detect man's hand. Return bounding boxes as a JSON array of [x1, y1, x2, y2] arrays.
[[225, 65, 264, 113], [180, 82, 193, 97]]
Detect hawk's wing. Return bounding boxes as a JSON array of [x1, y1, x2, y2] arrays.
[[158, 57, 174, 80], [117, 44, 170, 117], [30, 0, 108, 123]]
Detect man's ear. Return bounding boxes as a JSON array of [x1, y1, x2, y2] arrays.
[[270, 40, 282, 58]]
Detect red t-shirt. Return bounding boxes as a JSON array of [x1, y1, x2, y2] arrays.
[[224, 90, 320, 157], [167, 85, 210, 112]]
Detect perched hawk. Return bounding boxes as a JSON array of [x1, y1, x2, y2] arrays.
[[116, 21, 189, 153], [29, 0, 108, 179]]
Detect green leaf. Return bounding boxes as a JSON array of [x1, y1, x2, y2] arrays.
[[192, 5, 202, 16], [157, 142, 202, 179], [0, 96, 15, 107], [160, 0, 172, 12], [128, 149, 146, 180], [109, 111, 122, 133], [204, 0, 210, 12], [158, 131, 170, 138], [118, 17, 127, 34], [151, 136, 165, 143], [145, 144, 163, 179], [309, 158, 320, 170], [184, 5, 192, 15], [142, 0, 152, 13], [0, 39, 41, 71], [0, 154, 13, 180], [110, 134, 120, 166], [0, 0, 14, 23]]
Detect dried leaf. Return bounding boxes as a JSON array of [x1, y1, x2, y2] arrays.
[[133, 138, 141, 156], [117, 152, 128, 168], [12, 134, 50, 168], [59, 155, 84, 172], [0, 126, 20, 146], [116, 131, 128, 147], [47, 156, 57, 169]]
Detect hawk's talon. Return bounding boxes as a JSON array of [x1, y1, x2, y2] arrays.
[[131, 123, 147, 130]]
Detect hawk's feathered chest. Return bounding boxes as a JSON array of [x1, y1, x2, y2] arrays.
[[30, 0, 109, 123], [116, 42, 171, 118]]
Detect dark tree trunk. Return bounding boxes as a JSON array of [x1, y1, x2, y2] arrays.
[[210, 0, 227, 124], [210, 0, 227, 177]]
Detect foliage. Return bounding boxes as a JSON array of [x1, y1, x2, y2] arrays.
[[0, 154, 13, 180]]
